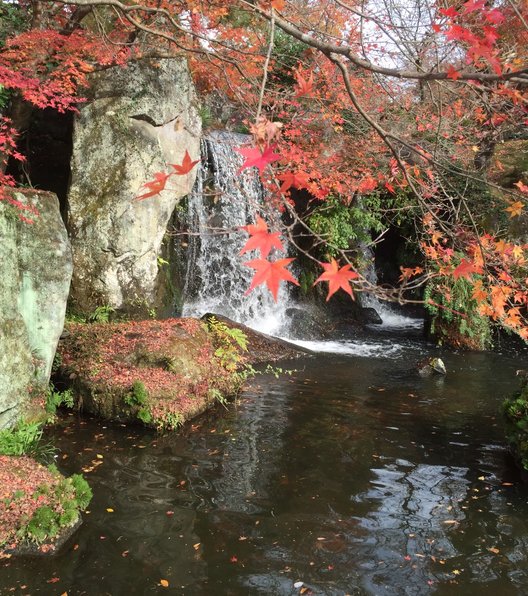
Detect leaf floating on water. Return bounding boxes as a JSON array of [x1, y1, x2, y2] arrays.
[[294, 581, 304, 589], [488, 547, 500, 554], [502, 482, 514, 486], [193, 543, 201, 550], [159, 579, 169, 587], [106, 508, 114, 513], [443, 520, 459, 525], [452, 569, 462, 576], [230, 555, 238, 563]]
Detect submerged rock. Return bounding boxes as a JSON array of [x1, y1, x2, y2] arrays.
[[56, 318, 244, 429], [417, 357, 447, 376]]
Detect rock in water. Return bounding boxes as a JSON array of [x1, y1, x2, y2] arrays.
[[417, 357, 447, 376]]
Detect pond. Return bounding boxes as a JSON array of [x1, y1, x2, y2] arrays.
[[2, 325, 528, 595]]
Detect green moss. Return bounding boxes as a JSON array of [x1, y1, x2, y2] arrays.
[[13, 472, 92, 547], [503, 386, 528, 471]]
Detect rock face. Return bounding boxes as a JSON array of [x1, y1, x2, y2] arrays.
[[0, 190, 72, 428], [67, 58, 201, 316]]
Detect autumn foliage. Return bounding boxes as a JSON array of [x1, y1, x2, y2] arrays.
[[1, 0, 527, 344]]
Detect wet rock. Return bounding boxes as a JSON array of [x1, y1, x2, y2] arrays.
[[361, 307, 383, 325], [417, 357, 447, 376]]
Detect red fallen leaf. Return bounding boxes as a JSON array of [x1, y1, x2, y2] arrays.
[[446, 65, 462, 80], [279, 170, 310, 192], [240, 215, 284, 258], [452, 258, 483, 280], [295, 68, 314, 97], [166, 510, 174, 516], [314, 258, 359, 301], [135, 171, 171, 200], [385, 182, 396, 194], [230, 555, 238, 563], [235, 144, 281, 174], [170, 150, 200, 175], [244, 257, 299, 301], [514, 180, 528, 194], [271, 0, 285, 9], [47, 577, 60, 583]]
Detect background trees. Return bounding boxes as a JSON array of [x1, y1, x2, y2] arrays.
[[1, 0, 527, 346]]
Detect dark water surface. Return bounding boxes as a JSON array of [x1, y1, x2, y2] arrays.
[[2, 330, 528, 595]]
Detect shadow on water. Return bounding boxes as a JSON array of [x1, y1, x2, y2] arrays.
[[3, 327, 528, 595]]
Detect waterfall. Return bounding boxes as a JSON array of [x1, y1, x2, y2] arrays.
[[359, 243, 423, 330], [181, 131, 291, 335]]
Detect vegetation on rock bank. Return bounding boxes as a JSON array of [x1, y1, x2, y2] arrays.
[[56, 318, 247, 430], [503, 379, 528, 472], [0, 423, 92, 555]]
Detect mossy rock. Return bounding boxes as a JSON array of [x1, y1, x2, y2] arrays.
[[56, 318, 245, 430], [503, 383, 528, 472], [0, 456, 91, 555]]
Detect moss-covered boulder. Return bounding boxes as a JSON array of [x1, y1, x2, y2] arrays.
[[0, 456, 91, 555], [503, 381, 528, 472], [0, 189, 73, 429], [56, 318, 244, 429]]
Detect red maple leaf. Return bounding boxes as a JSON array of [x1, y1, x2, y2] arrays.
[[295, 69, 314, 97], [440, 6, 458, 18], [446, 65, 462, 80], [135, 171, 172, 200], [236, 144, 281, 174], [240, 215, 284, 258], [452, 258, 483, 280], [244, 257, 299, 301], [314, 258, 359, 301], [279, 170, 311, 192], [171, 150, 200, 175]]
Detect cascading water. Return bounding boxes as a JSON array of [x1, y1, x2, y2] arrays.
[[359, 242, 423, 331], [181, 131, 291, 335]]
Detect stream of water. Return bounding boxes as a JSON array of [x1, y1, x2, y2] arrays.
[[2, 322, 528, 595]]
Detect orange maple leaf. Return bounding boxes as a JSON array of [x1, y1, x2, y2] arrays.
[[279, 170, 310, 192], [135, 171, 171, 200], [314, 258, 359, 301], [294, 68, 314, 97], [471, 280, 487, 303], [505, 200, 524, 218], [240, 215, 284, 258], [271, 0, 286, 9], [170, 150, 200, 175], [244, 257, 299, 301], [452, 258, 483, 280], [236, 144, 281, 174]]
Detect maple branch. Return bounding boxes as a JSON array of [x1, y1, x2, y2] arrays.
[[256, 8, 275, 122], [249, 2, 528, 84]]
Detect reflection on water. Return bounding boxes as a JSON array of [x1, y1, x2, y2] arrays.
[[2, 332, 528, 595]]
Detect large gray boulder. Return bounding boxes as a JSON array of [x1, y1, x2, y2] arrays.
[[0, 190, 72, 428], [67, 57, 201, 316]]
